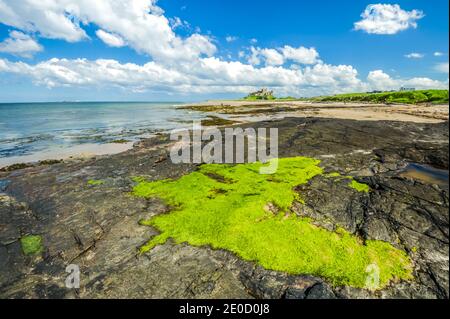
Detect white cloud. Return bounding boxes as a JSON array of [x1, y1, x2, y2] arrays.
[[367, 70, 398, 90], [402, 77, 448, 89], [0, 0, 216, 63], [226, 36, 238, 43], [367, 69, 448, 91], [354, 4, 424, 35], [250, 38, 258, 44], [281, 46, 319, 65], [0, 57, 367, 96], [404, 52, 424, 59], [0, 57, 448, 96], [0, 1, 88, 42], [0, 30, 43, 58], [169, 17, 190, 30], [247, 45, 319, 66], [434, 62, 449, 74], [0, 1, 446, 98], [247, 47, 261, 65], [257, 48, 285, 66], [96, 30, 126, 48], [434, 51, 445, 57], [1, 57, 447, 97]]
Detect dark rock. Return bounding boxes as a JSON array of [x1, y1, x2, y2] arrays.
[[0, 118, 448, 299], [305, 283, 336, 299]]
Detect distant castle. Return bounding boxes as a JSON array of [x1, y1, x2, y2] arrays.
[[246, 88, 274, 100]]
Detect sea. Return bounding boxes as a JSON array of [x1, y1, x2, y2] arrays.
[[0, 102, 206, 167]]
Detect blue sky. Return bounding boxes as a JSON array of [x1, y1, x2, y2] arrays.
[[0, 0, 448, 102], [163, 0, 448, 75]]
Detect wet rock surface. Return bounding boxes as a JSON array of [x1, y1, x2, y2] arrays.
[[0, 117, 448, 299]]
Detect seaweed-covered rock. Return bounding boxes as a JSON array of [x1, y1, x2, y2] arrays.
[[0, 118, 448, 299]]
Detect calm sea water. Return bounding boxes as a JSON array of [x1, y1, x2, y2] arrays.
[[0, 102, 204, 159]]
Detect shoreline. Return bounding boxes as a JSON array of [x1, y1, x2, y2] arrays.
[[0, 142, 135, 170], [1, 101, 448, 170]]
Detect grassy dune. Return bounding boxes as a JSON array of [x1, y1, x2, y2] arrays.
[[311, 89, 449, 105]]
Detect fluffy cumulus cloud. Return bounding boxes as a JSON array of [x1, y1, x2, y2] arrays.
[[0, 0, 215, 62], [367, 70, 399, 90], [0, 56, 372, 96], [248, 46, 319, 66], [367, 69, 448, 91], [248, 48, 284, 66], [281, 46, 320, 65], [0, 0, 446, 97], [354, 4, 424, 35], [434, 52, 445, 57], [0, 30, 42, 58], [3, 54, 445, 97]]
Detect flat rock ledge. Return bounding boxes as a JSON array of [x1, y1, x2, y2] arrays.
[[0, 117, 448, 299]]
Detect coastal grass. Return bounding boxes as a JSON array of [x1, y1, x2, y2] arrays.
[[133, 157, 412, 289], [20, 235, 43, 255], [311, 89, 449, 105]]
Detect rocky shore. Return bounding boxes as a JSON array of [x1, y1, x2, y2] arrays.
[[0, 116, 448, 299]]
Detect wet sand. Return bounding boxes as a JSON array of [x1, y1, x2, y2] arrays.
[[0, 142, 134, 169]]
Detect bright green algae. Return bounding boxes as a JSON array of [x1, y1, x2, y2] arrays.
[[133, 157, 411, 288], [349, 179, 371, 193], [20, 235, 43, 255]]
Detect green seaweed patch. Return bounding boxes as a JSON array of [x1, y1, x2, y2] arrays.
[[349, 180, 370, 193], [201, 116, 240, 127], [20, 235, 43, 255], [110, 139, 130, 144], [87, 179, 105, 186], [325, 172, 342, 178], [0, 162, 33, 172], [326, 172, 371, 193], [39, 159, 63, 166], [133, 157, 411, 289]]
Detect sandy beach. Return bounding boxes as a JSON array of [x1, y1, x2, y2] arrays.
[[182, 100, 449, 123], [0, 142, 134, 169]]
